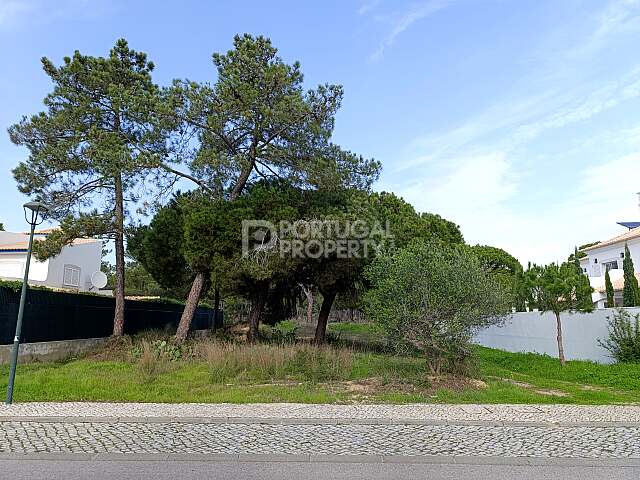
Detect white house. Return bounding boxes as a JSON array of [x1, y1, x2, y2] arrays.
[[0, 229, 103, 292], [580, 226, 640, 309]]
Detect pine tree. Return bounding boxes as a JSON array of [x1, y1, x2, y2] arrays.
[[513, 266, 527, 312], [605, 268, 615, 308], [623, 243, 638, 307], [169, 34, 381, 339], [528, 262, 593, 366], [9, 39, 188, 336]]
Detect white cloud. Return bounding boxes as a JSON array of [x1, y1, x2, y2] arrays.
[[381, 1, 640, 265], [358, 0, 381, 16], [395, 64, 640, 176], [590, 0, 640, 45], [394, 148, 640, 267], [0, 0, 33, 27], [400, 152, 518, 214], [0, 0, 101, 30], [369, 0, 453, 60]]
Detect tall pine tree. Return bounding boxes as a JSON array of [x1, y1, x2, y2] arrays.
[[9, 39, 189, 336], [168, 35, 381, 339]]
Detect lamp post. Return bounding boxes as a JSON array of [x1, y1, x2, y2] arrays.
[[5, 201, 49, 405]]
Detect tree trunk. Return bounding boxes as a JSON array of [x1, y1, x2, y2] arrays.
[[300, 285, 314, 324], [247, 285, 267, 343], [314, 291, 336, 344], [112, 172, 126, 337], [230, 160, 254, 201], [175, 271, 206, 343], [176, 156, 252, 339], [555, 311, 566, 366]]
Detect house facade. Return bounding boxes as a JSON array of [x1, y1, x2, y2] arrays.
[[0, 229, 103, 292], [580, 227, 640, 309]]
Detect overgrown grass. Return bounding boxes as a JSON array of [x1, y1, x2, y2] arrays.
[[1, 332, 639, 404], [197, 342, 352, 383]]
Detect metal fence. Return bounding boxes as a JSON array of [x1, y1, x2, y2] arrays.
[[0, 286, 222, 344]]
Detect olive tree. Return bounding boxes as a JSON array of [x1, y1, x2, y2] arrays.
[[364, 242, 510, 374]]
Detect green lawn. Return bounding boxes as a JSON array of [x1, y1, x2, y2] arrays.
[[328, 322, 384, 335], [1, 339, 638, 404]]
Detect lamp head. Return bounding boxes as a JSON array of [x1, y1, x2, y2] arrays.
[[23, 201, 50, 226]]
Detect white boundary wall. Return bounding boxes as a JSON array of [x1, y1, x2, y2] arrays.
[[474, 308, 640, 364]]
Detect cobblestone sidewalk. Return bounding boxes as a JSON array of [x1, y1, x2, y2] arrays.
[[0, 403, 639, 459], [0, 421, 639, 458]]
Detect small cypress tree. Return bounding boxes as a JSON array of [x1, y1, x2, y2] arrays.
[[572, 247, 593, 311], [605, 268, 615, 308], [623, 243, 638, 307]]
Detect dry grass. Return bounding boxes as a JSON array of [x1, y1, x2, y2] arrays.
[[195, 340, 353, 383], [136, 340, 168, 383]]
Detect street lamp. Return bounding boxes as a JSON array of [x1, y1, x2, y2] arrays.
[[5, 201, 49, 405]]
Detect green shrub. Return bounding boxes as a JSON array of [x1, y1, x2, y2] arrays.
[[258, 323, 274, 340], [273, 320, 298, 343], [599, 309, 640, 363], [131, 339, 191, 362], [364, 241, 510, 375]]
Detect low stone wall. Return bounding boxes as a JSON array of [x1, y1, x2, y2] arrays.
[[0, 337, 108, 364], [474, 308, 640, 364]]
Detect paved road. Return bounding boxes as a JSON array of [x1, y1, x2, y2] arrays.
[[1, 457, 639, 480]]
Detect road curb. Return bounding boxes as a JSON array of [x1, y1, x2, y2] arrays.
[[1, 415, 640, 428], [0, 452, 638, 466]]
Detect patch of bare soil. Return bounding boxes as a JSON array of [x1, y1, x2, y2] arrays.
[[579, 384, 604, 391], [488, 375, 572, 397], [533, 389, 570, 397], [82, 336, 133, 361], [488, 376, 535, 388], [328, 376, 488, 400]]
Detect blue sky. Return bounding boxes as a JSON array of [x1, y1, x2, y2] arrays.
[[1, 0, 640, 265]]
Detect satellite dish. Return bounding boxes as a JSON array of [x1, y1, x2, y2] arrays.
[[90, 271, 108, 290]]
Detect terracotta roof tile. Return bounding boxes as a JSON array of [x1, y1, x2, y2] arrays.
[[583, 227, 640, 251], [0, 237, 99, 252], [595, 272, 640, 293]]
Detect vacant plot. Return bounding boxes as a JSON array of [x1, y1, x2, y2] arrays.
[[0, 326, 638, 404]]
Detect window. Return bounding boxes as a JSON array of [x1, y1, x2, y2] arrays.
[[603, 260, 619, 272], [63, 264, 81, 287]]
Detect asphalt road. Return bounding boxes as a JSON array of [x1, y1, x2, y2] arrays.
[[1, 458, 639, 480]]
